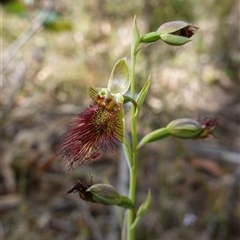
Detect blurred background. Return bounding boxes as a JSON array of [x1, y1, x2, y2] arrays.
[[1, 0, 239, 239]]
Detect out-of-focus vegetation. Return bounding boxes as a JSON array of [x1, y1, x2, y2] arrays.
[[1, 0, 239, 240]]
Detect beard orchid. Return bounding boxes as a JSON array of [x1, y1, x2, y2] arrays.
[[57, 58, 130, 170]]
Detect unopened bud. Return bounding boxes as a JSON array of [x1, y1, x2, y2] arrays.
[[67, 181, 133, 207], [157, 21, 198, 46], [68, 181, 120, 205], [87, 183, 122, 205], [167, 117, 219, 139], [167, 118, 203, 138]]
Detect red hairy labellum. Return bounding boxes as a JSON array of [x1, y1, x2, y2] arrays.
[[57, 104, 123, 170]]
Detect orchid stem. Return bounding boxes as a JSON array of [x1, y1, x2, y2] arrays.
[[126, 46, 138, 240]]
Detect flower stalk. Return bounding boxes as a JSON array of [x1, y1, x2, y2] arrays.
[[56, 16, 219, 240], [125, 16, 141, 240]]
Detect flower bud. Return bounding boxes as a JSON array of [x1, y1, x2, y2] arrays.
[[67, 181, 133, 207], [140, 32, 161, 43], [86, 183, 135, 209], [87, 183, 122, 205], [167, 117, 219, 139], [167, 118, 203, 138], [157, 21, 198, 46]]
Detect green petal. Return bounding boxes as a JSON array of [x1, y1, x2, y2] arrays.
[[108, 58, 130, 95], [89, 87, 101, 100]]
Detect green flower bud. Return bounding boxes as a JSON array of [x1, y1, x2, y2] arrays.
[[157, 21, 198, 46], [87, 184, 122, 205], [87, 183, 135, 209], [167, 118, 203, 138], [138, 117, 219, 148], [67, 181, 134, 209], [140, 32, 161, 43], [167, 117, 219, 139]]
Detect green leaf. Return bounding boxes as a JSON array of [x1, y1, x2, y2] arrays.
[[138, 127, 170, 148], [131, 15, 140, 55], [108, 58, 130, 95], [135, 75, 151, 117], [131, 189, 151, 230]]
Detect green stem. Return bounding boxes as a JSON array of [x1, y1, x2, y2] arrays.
[[127, 50, 138, 240], [123, 137, 133, 169]]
